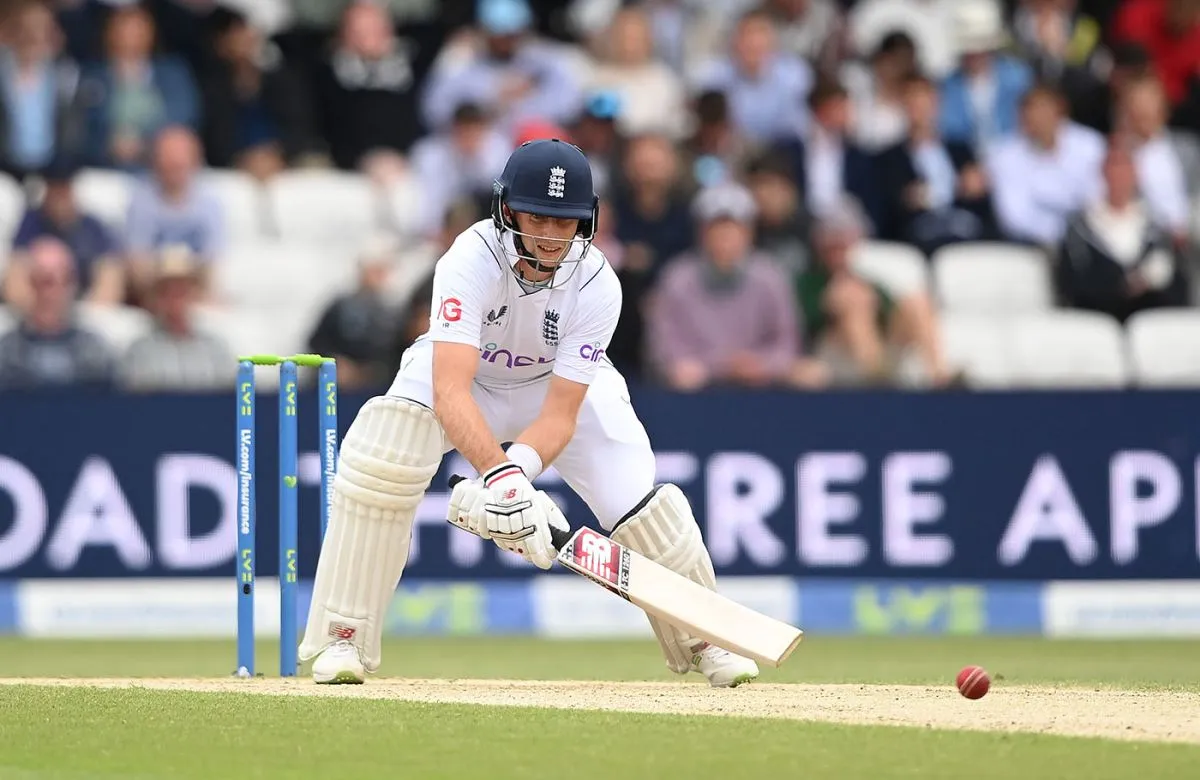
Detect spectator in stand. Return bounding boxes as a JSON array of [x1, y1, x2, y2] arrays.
[[746, 150, 811, 274], [1113, 74, 1191, 242], [3, 157, 125, 311], [795, 197, 951, 388], [570, 90, 622, 198], [313, 1, 432, 177], [848, 0, 958, 80], [421, 0, 583, 137], [692, 8, 814, 143], [118, 245, 234, 392], [612, 133, 694, 284], [124, 126, 225, 298], [585, 4, 687, 139], [0, 0, 84, 179], [410, 101, 511, 238], [875, 74, 998, 255], [387, 199, 484, 366], [984, 82, 1105, 248], [761, 0, 846, 75], [1056, 140, 1190, 322], [0, 236, 115, 391], [199, 7, 324, 180], [79, 3, 199, 170], [842, 30, 917, 153], [609, 134, 695, 377], [1073, 41, 1154, 134], [307, 234, 405, 390], [646, 183, 823, 392], [1111, 0, 1200, 109], [773, 76, 878, 227], [680, 89, 755, 189], [939, 0, 1034, 153], [1009, 0, 1107, 115]]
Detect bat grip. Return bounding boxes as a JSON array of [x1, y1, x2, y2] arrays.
[[447, 474, 573, 551]]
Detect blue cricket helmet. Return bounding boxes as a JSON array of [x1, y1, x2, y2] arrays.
[[492, 138, 598, 233], [491, 138, 599, 287]]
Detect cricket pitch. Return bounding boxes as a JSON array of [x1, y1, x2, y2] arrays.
[[4, 677, 1198, 745]]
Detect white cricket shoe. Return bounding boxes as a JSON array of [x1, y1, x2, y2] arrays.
[[690, 642, 759, 688], [311, 640, 366, 684]]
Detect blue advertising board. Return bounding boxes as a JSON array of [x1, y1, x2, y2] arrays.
[[1, 387, 1199, 580]]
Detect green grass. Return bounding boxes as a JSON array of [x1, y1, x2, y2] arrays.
[[1, 685, 1197, 780], [3, 637, 1199, 779], [2, 635, 1199, 689]]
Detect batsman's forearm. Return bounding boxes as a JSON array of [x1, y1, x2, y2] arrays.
[[513, 415, 577, 472], [433, 387, 508, 475]]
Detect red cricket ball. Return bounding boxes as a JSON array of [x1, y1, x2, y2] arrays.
[[956, 665, 991, 699]]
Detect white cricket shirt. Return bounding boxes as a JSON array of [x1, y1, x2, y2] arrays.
[[423, 219, 622, 389]]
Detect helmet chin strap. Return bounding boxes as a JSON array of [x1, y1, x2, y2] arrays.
[[514, 234, 563, 277]]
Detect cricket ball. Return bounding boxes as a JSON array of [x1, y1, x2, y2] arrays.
[[956, 665, 990, 699]]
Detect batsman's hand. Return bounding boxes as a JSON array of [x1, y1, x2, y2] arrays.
[[448, 463, 567, 569]]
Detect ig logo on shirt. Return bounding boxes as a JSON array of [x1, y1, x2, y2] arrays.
[[439, 297, 462, 324]]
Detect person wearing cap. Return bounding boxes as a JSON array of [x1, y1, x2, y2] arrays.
[[3, 157, 125, 311], [570, 90, 622, 197], [117, 245, 234, 392], [646, 182, 818, 392], [584, 4, 687, 139], [796, 197, 951, 387], [421, 0, 583, 135], [938, 0, 1034, 152]]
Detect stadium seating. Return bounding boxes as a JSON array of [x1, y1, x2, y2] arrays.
[[1007, 311, 1128, 388], [72, 168, 134, 232], [77, 302, 154, 353], [931, 242, 1054, 313], [1125, 308, 1200, 387], [939, 312, 1013, 388], [851, 241, 928, 298], [203, 169, 269, 243], [0, 174, 25, 244], [266, 170, 383, 244]]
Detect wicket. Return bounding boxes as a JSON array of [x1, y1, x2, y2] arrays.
[[235, 353, 338, 678]]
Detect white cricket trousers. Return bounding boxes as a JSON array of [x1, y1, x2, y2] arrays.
[[386, 339, 657, 530]]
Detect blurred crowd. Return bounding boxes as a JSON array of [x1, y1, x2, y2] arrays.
[[0, 0, 1198, 394]]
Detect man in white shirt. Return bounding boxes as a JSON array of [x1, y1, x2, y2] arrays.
[[299, 138, 760, 689], [985, 82, 1105, 246], [1116, 75, 1191, 243]]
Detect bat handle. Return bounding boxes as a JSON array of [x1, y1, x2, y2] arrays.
[[447, 474, 573, 552]]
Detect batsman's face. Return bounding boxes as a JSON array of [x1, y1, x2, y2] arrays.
[[512, 210, 579, 264]]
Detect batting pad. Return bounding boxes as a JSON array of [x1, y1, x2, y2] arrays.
[[610, 484, 717, 674], [299, 397, 444, 672]]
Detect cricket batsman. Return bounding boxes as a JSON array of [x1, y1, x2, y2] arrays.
[[298, 138, 759, 688]]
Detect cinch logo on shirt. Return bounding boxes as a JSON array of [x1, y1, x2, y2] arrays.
[[580, 343, 606, 363], [481, 342, 555, 369]]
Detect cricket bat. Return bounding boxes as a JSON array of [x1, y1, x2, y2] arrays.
[[447, 476, 803, 668]]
